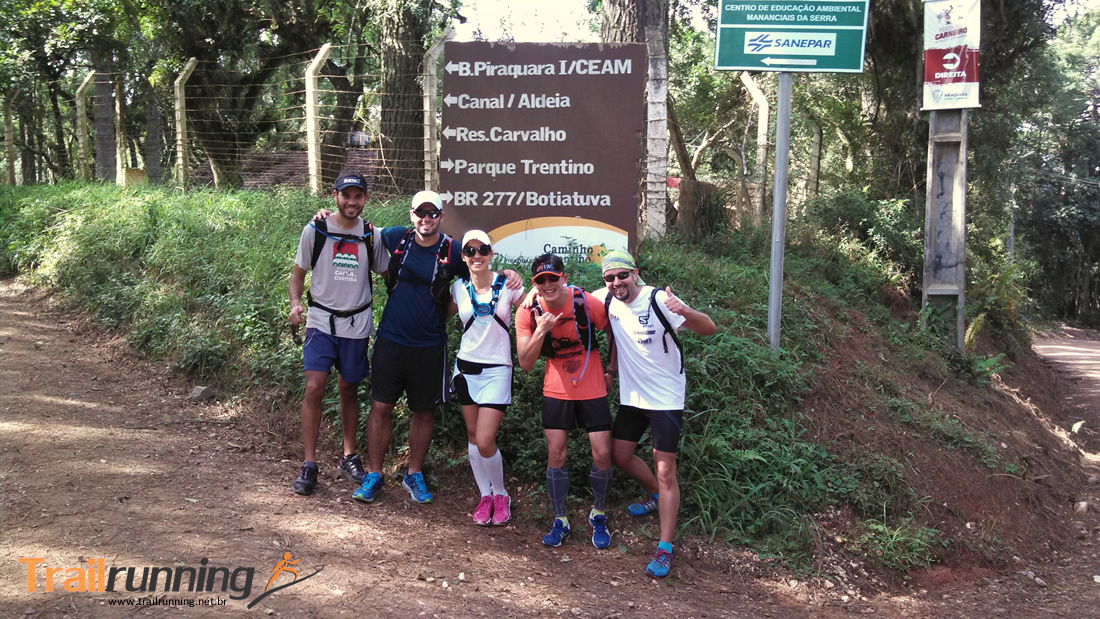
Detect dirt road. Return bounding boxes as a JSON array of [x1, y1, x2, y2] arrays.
[[1, 279, 1098, 617], [1034, 327, 1100, 452]]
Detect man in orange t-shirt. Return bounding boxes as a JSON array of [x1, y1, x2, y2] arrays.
[[516, 253, 614, 550]]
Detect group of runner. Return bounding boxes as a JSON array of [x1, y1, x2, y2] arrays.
[[288, 174, 715, 578]]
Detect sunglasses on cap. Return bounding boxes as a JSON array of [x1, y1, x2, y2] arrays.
[[602, 271, 632, 283], [462, 244, 492, 257], [412, 209, 442, 219], [533, 274, 560, 285]]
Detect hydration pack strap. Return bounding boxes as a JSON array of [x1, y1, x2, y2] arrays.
[[649, 288, 684, 374], [307, 289, 371, 336]]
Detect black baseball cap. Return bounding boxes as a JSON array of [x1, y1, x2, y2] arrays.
[[531, 253, 565, 279], [334, 173, 369, 192]]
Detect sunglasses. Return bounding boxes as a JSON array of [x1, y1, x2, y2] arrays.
[[412, 209, 442, 219], [533, 274, 560, 285], [602, 271, 633, 283], [462, 244, 492, 257]]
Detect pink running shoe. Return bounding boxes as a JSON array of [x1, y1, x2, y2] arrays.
[[491, 494, 512, 525], [472, 495, 494, 526]]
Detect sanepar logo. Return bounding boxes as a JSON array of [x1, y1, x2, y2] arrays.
[[744, 32, 837, 56], [746, 34, 774, 53]]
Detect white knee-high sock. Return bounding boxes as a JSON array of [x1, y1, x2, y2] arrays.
[[468, 442, 491, 497], [485, 450, 506, 496]]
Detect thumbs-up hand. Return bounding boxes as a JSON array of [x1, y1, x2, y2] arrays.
[[663, 286, 689, 315]]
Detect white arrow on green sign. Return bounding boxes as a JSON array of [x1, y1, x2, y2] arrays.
[[714, 0, 869, 73]]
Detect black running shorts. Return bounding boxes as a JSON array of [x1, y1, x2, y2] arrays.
[[370, 337, 446, 412], [611, 405, 683, 453], [541, 396, 612, 432]]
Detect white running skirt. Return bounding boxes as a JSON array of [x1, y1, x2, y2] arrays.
[[453, 363, 513, 406]]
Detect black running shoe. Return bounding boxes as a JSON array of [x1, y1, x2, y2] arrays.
[[293, 463, 318, 495], [336, 453, 366, 484]]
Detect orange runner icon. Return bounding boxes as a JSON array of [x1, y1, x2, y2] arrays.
[[266, 553, 301, 591]]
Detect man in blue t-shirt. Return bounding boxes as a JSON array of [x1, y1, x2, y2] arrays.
[[319, 191, 519, 504]]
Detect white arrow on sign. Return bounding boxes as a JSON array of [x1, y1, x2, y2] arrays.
[[443, 94, 459, 107], [442, 127, 457, 140], [444, 61, 461, 74], [942, 52, 961, 71], [438, 191, 453, 203], [439, 159, 454, 171], [762, 57, 818, 66]]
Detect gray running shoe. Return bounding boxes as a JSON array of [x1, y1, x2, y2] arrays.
[[336, 453, 366, 483]]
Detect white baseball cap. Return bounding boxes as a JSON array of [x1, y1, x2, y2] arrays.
[[412, 190, 443, 211], [461, 229, 492, 248]]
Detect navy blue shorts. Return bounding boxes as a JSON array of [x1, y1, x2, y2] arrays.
[[612, 405, 683, 453], [303, 328, 370, 383]]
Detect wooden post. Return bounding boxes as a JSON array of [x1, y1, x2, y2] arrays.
[[424, 29, 454, 192], [306, 44, 333, 196], [644, 26, 669, 240], [174, 58, 197, 186], [741, 72, 769, 227], [75, 71, 95, 181], [115, 78, 126, 186], [921, 110, 968, 349], [3, 89, 16, 185]]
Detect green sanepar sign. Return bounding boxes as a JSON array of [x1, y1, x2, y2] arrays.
[[715, 1, 869, 72]]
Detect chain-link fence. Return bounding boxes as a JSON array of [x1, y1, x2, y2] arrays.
[[2, 41, 439, 197]]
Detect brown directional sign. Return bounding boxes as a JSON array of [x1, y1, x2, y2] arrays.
[[439, 41, 646, 261]]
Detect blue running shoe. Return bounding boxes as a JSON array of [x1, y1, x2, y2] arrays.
[[542, 518, 571, 547], [352, 472, 384, 503], [589, 513, 611, 549], [645, 547, 673, 578], [627, 493, 659, 517], [402, 472, 433, 504]]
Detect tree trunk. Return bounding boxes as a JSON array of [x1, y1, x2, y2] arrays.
[[667, 97, 694, 180], [208, 157, 243, 189], [602, 0, 643, 43], [602, 0, 668, 46], [320, 63, 363, 188], [34, 96, 50, 182], [379, 0, 428, 194], [46, 82, 73, 179], [91, 50, 116, 182], [808, 117, 822, 198], [18, 110, 34, 183]]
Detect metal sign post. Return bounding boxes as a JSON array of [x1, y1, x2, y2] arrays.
[[767, 72, 793, 349], [714, 1, 869, 350]]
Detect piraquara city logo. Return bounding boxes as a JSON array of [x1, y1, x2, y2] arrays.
[[19, 552, 323, 609]]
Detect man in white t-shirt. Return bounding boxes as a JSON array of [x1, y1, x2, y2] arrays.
[[595, 250, 715, 578], [288, 173, 389, 496]]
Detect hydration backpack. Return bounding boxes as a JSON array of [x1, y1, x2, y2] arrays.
[[306, 218, 374, 335]]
